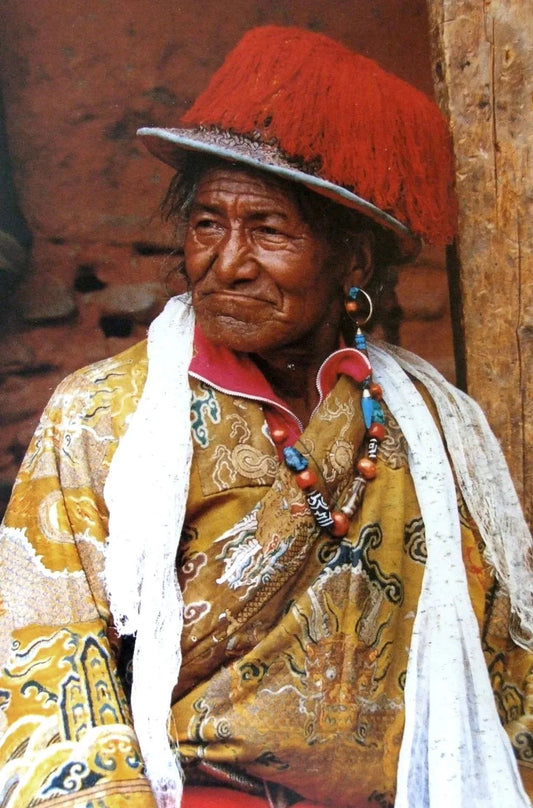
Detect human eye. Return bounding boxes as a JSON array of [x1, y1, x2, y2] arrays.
[[257, 225, 282, 236], [254, 222, 290, 245], [189, 214, 224, 239], [195, 217, 218, 230]]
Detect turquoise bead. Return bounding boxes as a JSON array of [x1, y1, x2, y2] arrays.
[[283, 446, 308, 472]]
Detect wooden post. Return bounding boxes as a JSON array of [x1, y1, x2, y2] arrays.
[[426, 1, 533, 526]]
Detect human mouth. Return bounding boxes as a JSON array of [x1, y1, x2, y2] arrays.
[[199, 291, 275, 309]]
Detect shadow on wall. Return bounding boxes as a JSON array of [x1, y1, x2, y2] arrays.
[[0, 87, 31, 514], [0, 85, 31, 313]]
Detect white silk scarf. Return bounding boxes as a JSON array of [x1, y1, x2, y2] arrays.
[[368, 342, 531, 807]]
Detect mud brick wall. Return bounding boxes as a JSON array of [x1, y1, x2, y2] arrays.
[[0, 0, 454, 517]]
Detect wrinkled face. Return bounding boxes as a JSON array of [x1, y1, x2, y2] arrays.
[[184, 167, 346, 356]]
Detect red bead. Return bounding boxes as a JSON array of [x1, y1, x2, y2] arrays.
[[368, 422, 386, 441], [357, 457, 377, 480], [271, 427, 288, 444], [295, 468, 318, 490], [345, 300, 359, 313], [330, 511, 350, 538], [369, 382, 383, 400]]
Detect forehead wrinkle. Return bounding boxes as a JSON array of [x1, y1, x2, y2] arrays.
[[247, 210, 290, 222], [194, 168, 300, 211], [189, 201, 223, 216], [190, 198, 294, 225]]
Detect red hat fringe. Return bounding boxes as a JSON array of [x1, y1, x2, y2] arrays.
[[182, 26, 457, 245]]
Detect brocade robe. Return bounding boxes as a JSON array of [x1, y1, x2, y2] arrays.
[[0, 334, 531, 807]]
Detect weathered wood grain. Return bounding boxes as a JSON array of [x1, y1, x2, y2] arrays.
[[427, 1, 533, 526]]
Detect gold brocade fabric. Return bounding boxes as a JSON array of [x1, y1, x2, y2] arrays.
[[0, 340, 531, 807]]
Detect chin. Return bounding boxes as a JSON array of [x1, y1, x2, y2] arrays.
[[198, 316, 261, 353]]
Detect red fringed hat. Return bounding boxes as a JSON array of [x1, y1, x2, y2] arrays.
[[138, 26, 457, 259]]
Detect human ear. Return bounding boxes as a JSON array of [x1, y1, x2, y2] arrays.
[[342, 230, 376, 293]]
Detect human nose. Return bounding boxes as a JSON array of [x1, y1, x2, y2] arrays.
[[212, 226, 258, 283]]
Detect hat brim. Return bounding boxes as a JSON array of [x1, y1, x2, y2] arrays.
[[137, 126, 420, 260]]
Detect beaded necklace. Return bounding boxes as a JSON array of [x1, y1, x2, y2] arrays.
[[282, 287, 385, 539]]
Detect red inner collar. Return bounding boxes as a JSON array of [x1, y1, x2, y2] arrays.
[[189, 325, 371, 448]]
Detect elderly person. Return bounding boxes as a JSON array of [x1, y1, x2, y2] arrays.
[[0, 26, 531, 808]]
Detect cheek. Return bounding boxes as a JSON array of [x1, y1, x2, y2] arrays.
[[183, 236, 211, 282], [283, 265, 341, 309], [254, 254, 327, 300]]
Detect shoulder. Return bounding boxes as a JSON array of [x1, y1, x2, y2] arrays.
[[368, 339, 480, 418], [39, 340, 149, 442], [53, 340, 148, 400]]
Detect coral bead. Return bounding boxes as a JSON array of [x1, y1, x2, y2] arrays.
[[368, 422, 386, 441], [345, 300, 359, 313], [271, 427, 288, 444], [357, 457, 377, 480], [295, 468, 318, 490], [330, 511, 350, 538], [369, 382, 383, 400]]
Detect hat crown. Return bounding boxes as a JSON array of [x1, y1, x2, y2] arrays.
[[182, 26, 456, 246]]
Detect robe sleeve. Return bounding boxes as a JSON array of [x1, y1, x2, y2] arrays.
[[0, 351, 157, 807]]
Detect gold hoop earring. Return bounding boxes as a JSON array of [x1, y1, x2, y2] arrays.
[[344, 286, 373, 327]]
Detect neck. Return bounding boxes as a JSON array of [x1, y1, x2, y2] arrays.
[[252, 319, 342, 426]]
